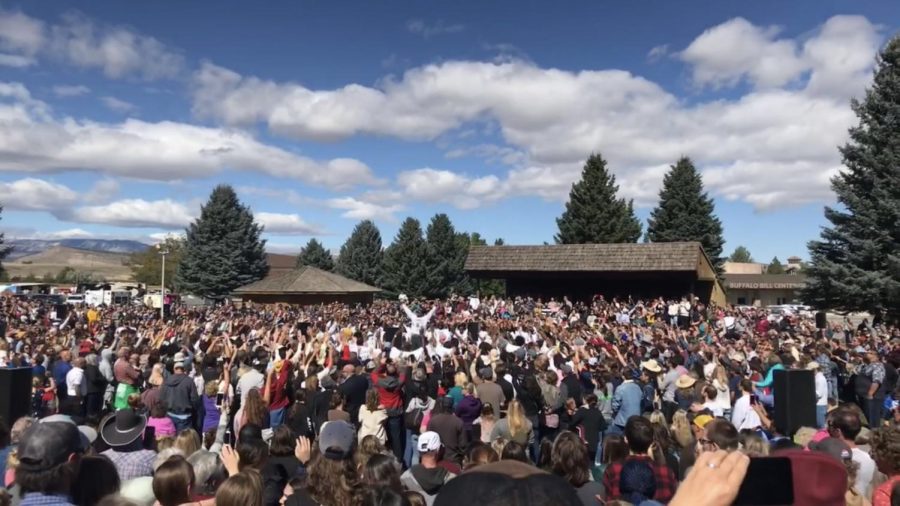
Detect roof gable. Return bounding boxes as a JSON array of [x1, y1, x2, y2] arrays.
[[234, 266, 381, 294]]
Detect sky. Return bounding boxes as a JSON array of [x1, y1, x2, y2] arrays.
[[0, 1, 897, 262]]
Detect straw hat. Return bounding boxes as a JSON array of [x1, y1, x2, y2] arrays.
[[675, 375, 697, 389]]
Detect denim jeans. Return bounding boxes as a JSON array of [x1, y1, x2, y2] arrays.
[[529, 415, 541, 463], [816, 405, 826, 429], [386, 415, 405, 462], [404, 430, 420, 468], [269, 407, 286, 429], [168, 413, 192, 433]]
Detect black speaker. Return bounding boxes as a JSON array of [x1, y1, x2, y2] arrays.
[[0, 367, 32, 424], [815, 311, 827, 329], [773, 369, 817, 436], [467, 322, 480, 340]]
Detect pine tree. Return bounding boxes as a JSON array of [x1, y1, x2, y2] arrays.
[[336, 220, 383, 287], [767, 257, 785, 275], [382, 217, 427, 297], [466, 233, 505, 297], [804, 37, 900, 320], [555, 153, 642, 244], [177, 185, 268, 298], [647, 157, 725, 269], [729, 246, 754, 263], [297, 238, 334, 271], [423, 214, 469, 298]]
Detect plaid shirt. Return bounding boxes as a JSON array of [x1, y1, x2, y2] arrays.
[[20, 493, 75, 506], [602, 455, 677, 503], [102, 448, 157, 481]]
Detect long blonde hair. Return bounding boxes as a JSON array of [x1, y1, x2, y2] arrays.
[[454, 372, 469, 388], [507, 399, 527, 439], [671, 410, 693, 449], [649, 410, 666, 426]]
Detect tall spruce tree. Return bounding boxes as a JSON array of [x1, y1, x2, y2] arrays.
[[767, 257, 785, 275], [382, 217, 427, 297], [804, 37, 900, 320], [336, 220, 383, 287], [647, 157, 725, 270], [297, 238, 334, 271], [555, 153, 642, 244], [729, 246, 754, 263], [177, 185, 268, 298], [423, 213, 469, 298]]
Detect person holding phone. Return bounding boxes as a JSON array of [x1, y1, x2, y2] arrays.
[[731, 379, 763, 431]]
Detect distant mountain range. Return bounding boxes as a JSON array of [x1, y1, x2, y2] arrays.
[[6, 239, 149, 260]]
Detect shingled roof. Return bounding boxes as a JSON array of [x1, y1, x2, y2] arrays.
[[234, 266, 381, 294], [465, 242, 711, 273]]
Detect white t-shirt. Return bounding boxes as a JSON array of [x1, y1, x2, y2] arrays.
[[731, 394, 762, 430], [702, 400, 724, 417], [66, 367, 85, 397], [851, 447, 876, 497]]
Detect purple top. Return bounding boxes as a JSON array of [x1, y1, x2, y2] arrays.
[[202, 394, 220, 433]]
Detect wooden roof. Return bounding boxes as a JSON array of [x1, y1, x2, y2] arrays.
[[234, 266, 381, 294], [465, 242, 714, 275]]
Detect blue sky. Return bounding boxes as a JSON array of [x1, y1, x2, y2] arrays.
[[0, 1, 897, 263]]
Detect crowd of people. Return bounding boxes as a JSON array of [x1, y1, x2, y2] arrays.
[[0, 293, 898, 506]]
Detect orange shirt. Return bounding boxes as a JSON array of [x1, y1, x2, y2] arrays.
[[873, 474, 900, 506]]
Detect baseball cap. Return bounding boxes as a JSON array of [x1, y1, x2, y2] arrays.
[[809, 437, 852, 462], [693, 414, 714, 429], [318, 421, 355, 460], [418, 431, 442, 453], [17, 422, 85, 472]]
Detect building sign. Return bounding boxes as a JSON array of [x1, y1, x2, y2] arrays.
[[728, 282, 805, 290]]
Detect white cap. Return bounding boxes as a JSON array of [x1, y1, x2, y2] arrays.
[[417, 431, 441, 453]]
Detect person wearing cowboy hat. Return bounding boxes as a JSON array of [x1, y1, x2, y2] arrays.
[[674, 375, 698, 411], [100, 408, 157, 481]]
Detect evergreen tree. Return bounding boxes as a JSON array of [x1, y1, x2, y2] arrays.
[[177, 185, 268, 298], [297, 238, 334, 271], [336, 220, 383, 287], [729, 246, 754, 263], [555, 153, 642, 244], [804, 37, 900, 320], [382, 217, 427, 297], [767, 257, 785, 275], [423, 214, 469, 298], [647, 157, 725, 269]]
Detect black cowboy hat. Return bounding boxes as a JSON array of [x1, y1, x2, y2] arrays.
[[100, 408, 147, 447]]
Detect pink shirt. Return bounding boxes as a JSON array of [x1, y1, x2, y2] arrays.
[[147, 416, 176, 438]]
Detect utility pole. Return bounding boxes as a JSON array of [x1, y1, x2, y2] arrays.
[[157, 245, 168, 321]]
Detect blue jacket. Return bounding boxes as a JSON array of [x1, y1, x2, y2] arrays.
[[611, 380, 642, 427]]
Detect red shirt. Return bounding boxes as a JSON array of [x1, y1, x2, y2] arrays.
[[268, 362, 292, 410], [371, 366, 406, 411], [602, 455, 677, 503]]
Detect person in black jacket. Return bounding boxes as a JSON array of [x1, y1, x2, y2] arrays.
[[84, 353, 108, 418], [339, 364, 369, 427], [263, 426, 304, 506], [560, 365, 583, 407], [159, 359, 200, 432], [569, 393, 608, 464]]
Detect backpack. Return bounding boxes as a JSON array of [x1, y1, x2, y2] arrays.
[[405, 407, 425, 433]]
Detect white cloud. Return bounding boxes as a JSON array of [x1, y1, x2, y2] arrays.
[[0, 178, 78, 211], [679, 18, 807, 89], [52, 84, 90, 97], [0, 83, 377, 187], [255, 212, 321, 235], [84, 178, 120, 204], [327, 197, 403, 222], [192, 15, 880, 211], [0, 53, 35, 67], [101, 96, 137, 113], [60, 198, 194, 229], [5, 227, 95, 240], [397, 168, 504, 209], [0, 8, 184, 80], [647, 44, 669, 62], [148, 231, 185, 243], [0, 9, 45, 56], [406, 19, 465, 38]]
